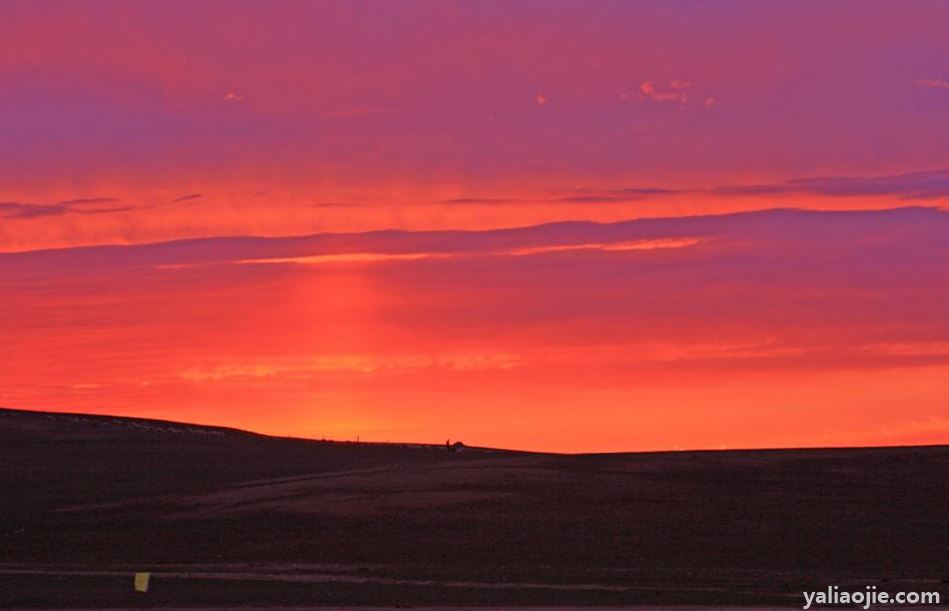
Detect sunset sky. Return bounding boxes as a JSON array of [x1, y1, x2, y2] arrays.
[[1, 0, 948, 451]]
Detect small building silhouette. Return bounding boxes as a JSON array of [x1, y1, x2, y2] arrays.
[[451, 441, 465, 453]]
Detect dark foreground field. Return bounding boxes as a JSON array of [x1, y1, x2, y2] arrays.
[[1, 407, 947, 608]]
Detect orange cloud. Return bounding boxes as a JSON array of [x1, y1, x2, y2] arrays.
[[181, 353, 526, 381]]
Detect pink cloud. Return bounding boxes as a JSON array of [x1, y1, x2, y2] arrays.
[[638, 80, 689, 104], [632, 80, 713, 108], [918, 77, 949, 90]]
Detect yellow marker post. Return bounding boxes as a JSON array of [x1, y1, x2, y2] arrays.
[[134, 572, 150, 593]]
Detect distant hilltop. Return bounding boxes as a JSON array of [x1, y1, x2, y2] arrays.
[[0, 406, 237, 438], [0, 406, 498, 454]]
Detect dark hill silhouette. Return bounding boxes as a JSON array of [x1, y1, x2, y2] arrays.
[[1, 407, 947, 607]]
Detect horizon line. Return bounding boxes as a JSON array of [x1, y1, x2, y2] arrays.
[[4, 405, 947, 457]]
